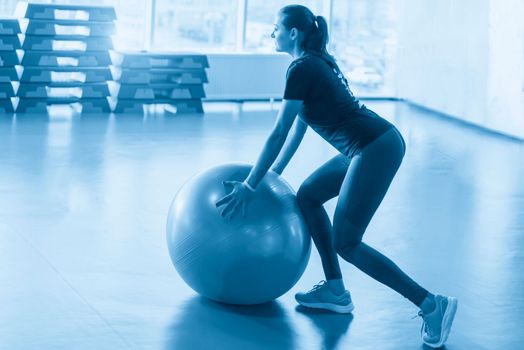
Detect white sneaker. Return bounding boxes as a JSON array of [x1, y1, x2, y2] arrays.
[[418, 295, 458, 348], [295, 281, 354, 314]]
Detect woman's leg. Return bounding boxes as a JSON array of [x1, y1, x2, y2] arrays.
[[333, 128, 429, 307], [296, 154, 350, 281], [295, 154, 355, 313], [298, 128, 457, 345]]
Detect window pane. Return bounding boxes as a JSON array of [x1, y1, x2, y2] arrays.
[[0, 0, 18, 17], [331, 0, 398, 95], [110, 0, 149, 50], [245, 0, 323, 53], [153, 0, 238, 52]]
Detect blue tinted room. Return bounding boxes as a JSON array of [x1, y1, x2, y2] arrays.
[[1, 1, 523, 349]]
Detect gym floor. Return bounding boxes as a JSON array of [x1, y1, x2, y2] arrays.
[[1, 101, 523, 350]]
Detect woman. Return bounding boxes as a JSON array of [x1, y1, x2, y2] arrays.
[[216, 5, 457, 348]]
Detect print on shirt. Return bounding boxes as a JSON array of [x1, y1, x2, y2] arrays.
[[333, 67, 354, 98]]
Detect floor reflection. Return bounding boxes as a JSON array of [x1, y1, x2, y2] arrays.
[[165, 296, 296, 350], [295, 305, 353, 350]]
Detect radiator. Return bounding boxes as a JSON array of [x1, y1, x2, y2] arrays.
[[204, 53, 292, 101]]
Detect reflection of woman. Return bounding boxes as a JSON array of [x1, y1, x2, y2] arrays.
[[216, 5, 457, 348]]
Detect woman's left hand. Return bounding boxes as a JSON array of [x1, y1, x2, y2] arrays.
[[215, 181, 252, 220]]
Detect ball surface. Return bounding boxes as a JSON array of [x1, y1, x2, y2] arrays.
[[166, 163, 311, 305]]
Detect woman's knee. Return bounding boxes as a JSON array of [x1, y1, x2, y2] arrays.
[[334, 238, 360, 259], [333, 222, 365, 258], [296, 181, 321, 207]]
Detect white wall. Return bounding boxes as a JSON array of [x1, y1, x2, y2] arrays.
[[396, 0, 524, 138], [205, 53, 292, 101], [485, 0, 524, 137]]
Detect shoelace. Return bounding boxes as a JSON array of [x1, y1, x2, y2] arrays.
[[413, 311, 434, 338], [309, 280, 327, 293]]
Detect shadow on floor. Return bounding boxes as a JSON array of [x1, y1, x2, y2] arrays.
[[295, 305, 353, 350], [165, 296, 297, 350]]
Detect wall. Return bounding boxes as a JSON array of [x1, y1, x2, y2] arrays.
[[396, 0, 524, 139], [485, 0, 524, 136]]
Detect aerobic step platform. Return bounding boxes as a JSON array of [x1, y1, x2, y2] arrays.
[[110, 51, 208, 114], [0, 19, 21, 113], [15, 2, 115, 113], [15, 3, 116, 22]]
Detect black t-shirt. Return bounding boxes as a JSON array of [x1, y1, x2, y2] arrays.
[[283, 53, 392, 156]]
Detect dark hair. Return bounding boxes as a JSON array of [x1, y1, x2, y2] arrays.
[[278, 5, 336, 67]]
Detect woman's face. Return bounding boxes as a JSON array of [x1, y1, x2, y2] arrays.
[[271, 15, 294, 53]]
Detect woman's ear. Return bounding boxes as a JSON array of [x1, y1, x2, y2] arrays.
[[290, 28, 298, 40]]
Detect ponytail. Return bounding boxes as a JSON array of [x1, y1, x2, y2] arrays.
[[279, 6, 337, 67], [303, 16, 328, 54]]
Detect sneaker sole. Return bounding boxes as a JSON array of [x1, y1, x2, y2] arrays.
[[297, 300, 355, 314], [425, 297, 458, 348]]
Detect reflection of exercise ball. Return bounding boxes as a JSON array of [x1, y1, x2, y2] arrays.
[[166, 297, 296, 350], [166, 163, 311, 305], [296, 306, 353, 350]]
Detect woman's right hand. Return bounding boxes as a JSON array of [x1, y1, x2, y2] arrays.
[[215, 181, 252, 220]]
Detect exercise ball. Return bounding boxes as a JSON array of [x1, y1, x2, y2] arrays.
[[166, 163, 311, 305]]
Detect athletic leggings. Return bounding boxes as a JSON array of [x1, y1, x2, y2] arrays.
[[296, 127, 428, 307]]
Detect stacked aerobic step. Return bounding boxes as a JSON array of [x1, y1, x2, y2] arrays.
[[15, 2, 115, 113], [110, 52, 208, 114], [0, 19, 22, 113]]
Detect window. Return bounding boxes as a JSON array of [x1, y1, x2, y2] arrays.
[[330, 0, 398, 95], [153, 0, 238, 52], [1, 0, 398, 96], [244, 0, 323, 52], [109, 0, 150, 50], [0, 0, 18, 17]]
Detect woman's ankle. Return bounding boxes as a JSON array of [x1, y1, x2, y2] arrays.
[[327, 278, 346, 295], [419, 293, 436, 314]]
